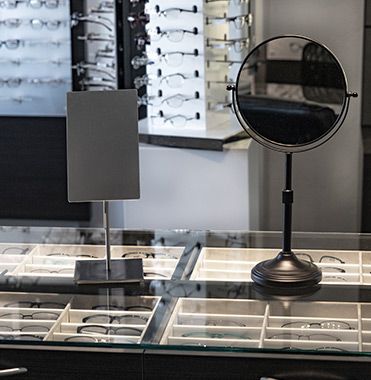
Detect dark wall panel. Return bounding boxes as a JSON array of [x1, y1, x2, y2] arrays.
[[366, 0, 371, 26], [363, 29, 371, 126], [0, 117, 90, 221]]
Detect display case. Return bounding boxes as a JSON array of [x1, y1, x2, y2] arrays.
[[0, 227, 371, 379]]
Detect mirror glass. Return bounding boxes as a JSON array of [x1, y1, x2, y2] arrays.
[[236, 36, 347, 151]]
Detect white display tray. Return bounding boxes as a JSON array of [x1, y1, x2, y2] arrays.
[[0, 293, 160, 344], [2, 244, 184, 280], [191, 247, 370, 285], [161, 297, 370, 352]]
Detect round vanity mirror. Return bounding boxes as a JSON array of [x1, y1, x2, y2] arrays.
[[229, 35, 357, 289], [234, 35, 350, 153]]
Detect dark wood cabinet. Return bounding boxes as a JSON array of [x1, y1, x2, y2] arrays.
[[0, 347, 142, 380], [143, 351, 371, 380]]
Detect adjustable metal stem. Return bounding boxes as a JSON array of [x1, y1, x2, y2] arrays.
[[282, 153, 293, 254], [251, 152, 321, 288], [103, 200, 111, 272]]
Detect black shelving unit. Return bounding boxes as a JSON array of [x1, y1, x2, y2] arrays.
[[70, 1, 87, 91], [116, 0, 147, 119]]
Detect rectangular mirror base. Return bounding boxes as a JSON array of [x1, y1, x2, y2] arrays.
[[74, 259, 143, 285]]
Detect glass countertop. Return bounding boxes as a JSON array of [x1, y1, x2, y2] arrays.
[[0, 226, 371, 357]]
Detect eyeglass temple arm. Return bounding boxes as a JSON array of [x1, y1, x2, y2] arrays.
[[0, 368, 28, 377]]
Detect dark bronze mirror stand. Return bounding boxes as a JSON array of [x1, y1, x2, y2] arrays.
[[228, 35, 358, 289]]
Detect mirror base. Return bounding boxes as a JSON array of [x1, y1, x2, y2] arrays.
[[251, 252, 322, 288]]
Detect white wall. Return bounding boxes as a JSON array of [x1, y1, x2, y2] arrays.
[[259, 0, 364, 232], [116, 142, 261, 231]]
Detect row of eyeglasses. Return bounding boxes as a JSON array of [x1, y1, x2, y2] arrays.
[[0, 0, 65, 8], [0, 0, 71, 111], [0, 39, 69, 49], [204, 0, 252, 113], [0, 18, 68, 29], [0, 77, 69, 87], [135, 1, 251, 126], [142, 4, 202, 124], [131, 7, 250, 51]]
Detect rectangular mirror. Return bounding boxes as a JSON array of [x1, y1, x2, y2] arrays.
[[67, 90, 140, 202]]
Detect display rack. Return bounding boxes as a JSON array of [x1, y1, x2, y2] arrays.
[[204, 0, 253, 125], [143, 0, 254, 131], [0, 0, 71, 116], [70, 0, 117, 92], [117, 0, 148, 119]]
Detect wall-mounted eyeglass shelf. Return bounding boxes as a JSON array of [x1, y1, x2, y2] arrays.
[[138, 116, 248, 151]]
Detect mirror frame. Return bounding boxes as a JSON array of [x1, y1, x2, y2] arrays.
[[232, 34, 351, 153]]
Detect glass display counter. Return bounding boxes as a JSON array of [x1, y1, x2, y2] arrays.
[[0, 226, 371, 380]]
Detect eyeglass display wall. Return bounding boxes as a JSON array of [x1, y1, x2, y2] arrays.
[[143, 0, 254, 130], [70, 0, 118, 93], [69, 0, 150, 119], [0, 0, 71, 117], [0, 0, 254, 121]]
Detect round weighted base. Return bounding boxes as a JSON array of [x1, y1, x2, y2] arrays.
[[251, 252, 322, 288]]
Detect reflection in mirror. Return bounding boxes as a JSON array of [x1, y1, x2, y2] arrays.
[[236, 36, 347, 148]]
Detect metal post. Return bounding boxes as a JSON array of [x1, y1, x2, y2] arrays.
[[103, 200, 111, 272], [282, 153, 293, 254]]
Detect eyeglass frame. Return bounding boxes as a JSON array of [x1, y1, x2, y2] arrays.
[[182, 331, 252, 339], [92, 304, 153, 312], [151, 112, 200, 128], [268, 332, 342, 341], [71, 13, 113, 32], [154, 5, 198, 17], [150, 27, 198, 43], [77, 324, 143, 336], [0, 324, 50, 332], [121, 251, 178, 259], [82, 314, 149, 324], [159, 92, 200, 108], [0, 246, 29, 255], [4, 301, 66, 309], [0, 311, 60, 320]]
